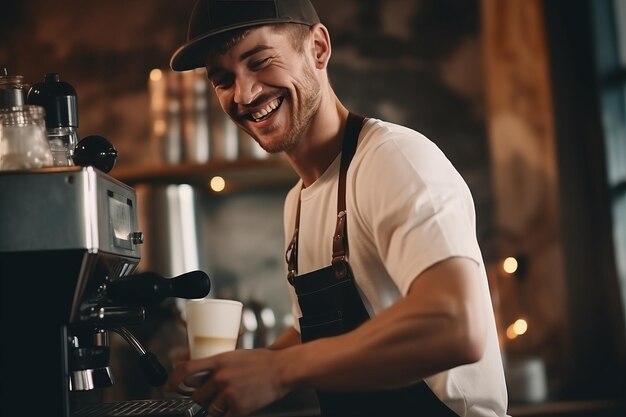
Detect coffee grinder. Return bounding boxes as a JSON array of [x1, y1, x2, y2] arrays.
[[0, 166, 211, 417]]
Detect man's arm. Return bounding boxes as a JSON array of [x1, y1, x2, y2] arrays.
[[165, 256, 489, 416], [276, 256, 488, 391], [267, 327, 301, 350]]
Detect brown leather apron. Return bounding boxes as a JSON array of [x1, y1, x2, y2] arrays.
[[285, 113, 459, 416]]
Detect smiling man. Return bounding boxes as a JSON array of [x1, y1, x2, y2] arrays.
[[166, 1, 509, 417], [204, 24, 324, 158]]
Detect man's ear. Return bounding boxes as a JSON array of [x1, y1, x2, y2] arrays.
[[310, 23, 331, 69]]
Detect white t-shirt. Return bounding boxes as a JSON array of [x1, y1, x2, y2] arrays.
[[283, 118, 509, 417]]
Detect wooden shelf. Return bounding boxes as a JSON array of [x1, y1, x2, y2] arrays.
[[508, 399, 624, 417], [110, 157, 298, 193]]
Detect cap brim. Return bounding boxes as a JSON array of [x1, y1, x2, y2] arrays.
[[170, 18, 307, 71]]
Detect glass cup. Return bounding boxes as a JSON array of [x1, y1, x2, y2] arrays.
[[0, 105, 53, 171], [185, 298, 243, 360], [178, 298, 243, 395]]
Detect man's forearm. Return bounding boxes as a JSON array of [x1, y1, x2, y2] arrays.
[[272, 257, 487, 392], [267, 326, 301, 350]]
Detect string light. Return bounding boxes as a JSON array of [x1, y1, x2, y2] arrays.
[[506, 318, 528, 340], [209, 176, 226, 192], [503, 256, 518, 274], [498, 253, 529, 342]]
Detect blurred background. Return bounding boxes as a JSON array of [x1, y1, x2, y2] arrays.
[[1, 0, 625, 415]]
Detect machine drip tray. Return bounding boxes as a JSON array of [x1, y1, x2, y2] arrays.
[[72, 398, 207, 417]]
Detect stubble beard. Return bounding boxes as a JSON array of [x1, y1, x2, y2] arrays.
[[256, 64, 322, 154]]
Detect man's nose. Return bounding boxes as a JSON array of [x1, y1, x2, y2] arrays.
[[234, 73, 261, 105]]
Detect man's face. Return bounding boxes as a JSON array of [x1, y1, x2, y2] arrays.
[[205, 25, 322, 153]]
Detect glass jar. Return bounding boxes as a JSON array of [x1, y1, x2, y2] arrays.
[[47, 126, 80, 166], [0, 105, 53, 171]]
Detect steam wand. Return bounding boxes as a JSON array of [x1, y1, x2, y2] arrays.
[[111, 327, 168, 387]]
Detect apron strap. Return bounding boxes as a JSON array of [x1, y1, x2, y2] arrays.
[[286, 112, 366, 285], [331, 112, 365, 279]]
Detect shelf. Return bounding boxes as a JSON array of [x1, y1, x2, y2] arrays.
[[111, 157, 298, 193], [508, 399, 624, 417]]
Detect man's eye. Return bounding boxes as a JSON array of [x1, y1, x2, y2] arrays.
[[250, 58, 270, 70], [211, 75, 234, 88]]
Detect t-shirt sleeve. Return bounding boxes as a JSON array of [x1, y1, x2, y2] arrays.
[[352, 129, 482, 295]]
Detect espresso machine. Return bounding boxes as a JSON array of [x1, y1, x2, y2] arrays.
[[0, 166, 211, 417]]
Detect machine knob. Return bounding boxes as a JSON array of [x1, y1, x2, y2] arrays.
[[72, 135, 118, 173]]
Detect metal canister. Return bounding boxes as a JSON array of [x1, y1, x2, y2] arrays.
[[27, 72, 80, 166], [0, 68, 28, 109]]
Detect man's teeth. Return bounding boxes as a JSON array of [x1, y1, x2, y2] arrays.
[[251, 98, 281, 121]]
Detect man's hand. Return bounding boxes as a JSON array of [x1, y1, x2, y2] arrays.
[[166, 348, 289, 417]]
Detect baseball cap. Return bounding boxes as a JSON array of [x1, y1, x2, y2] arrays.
[[170, 0, 320, 71]]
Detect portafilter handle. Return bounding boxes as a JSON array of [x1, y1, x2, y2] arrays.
[[107, 270, 211, 306]]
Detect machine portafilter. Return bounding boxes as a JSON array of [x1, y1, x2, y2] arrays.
[[107, 270, 211, 387], [70, 270, 211, 391]]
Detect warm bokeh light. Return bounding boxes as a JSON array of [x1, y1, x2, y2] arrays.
[[503, 256, 519, 274], [209, 176, 226, 192], [513, 318, 528, 334], [153, 119, 166, 136], [506, 318, 528, 340], [506, 325, 518, 340], [149, 68, 163, 82]]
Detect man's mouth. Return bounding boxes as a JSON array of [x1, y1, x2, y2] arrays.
[[247, 97, 284, 122]]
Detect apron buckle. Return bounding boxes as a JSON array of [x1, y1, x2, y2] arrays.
[[287, 269, 296, 285], [331, 256, 348, 280]]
